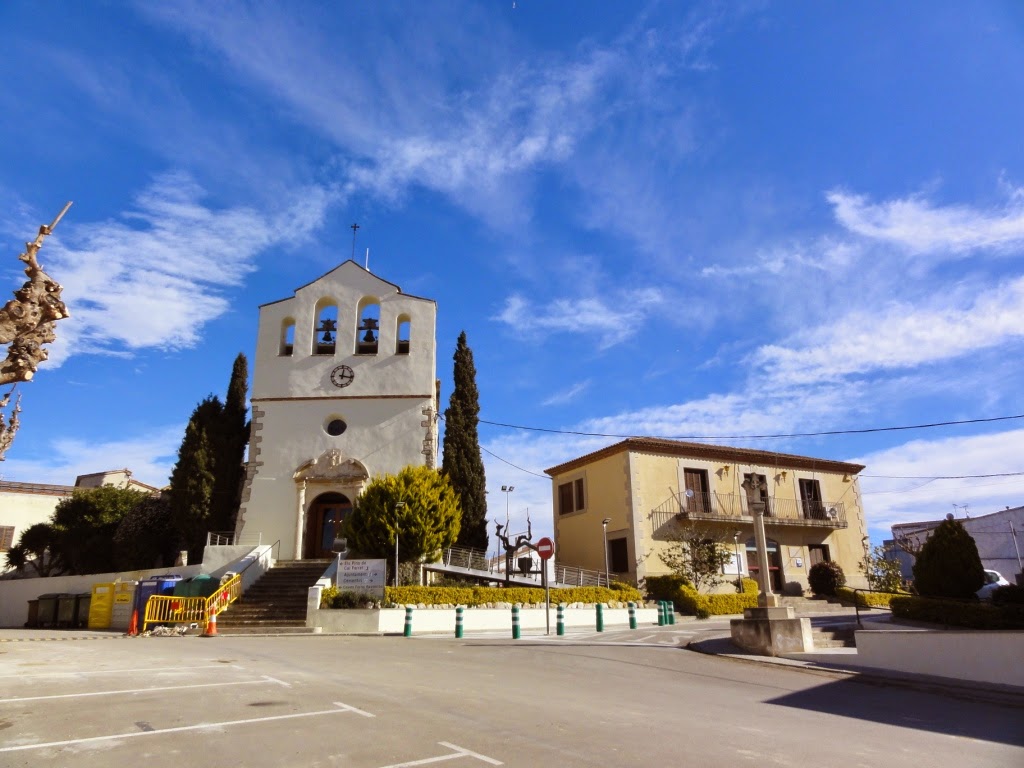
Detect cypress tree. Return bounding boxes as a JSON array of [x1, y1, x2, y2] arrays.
[[442, 332, 488, 550], [210, 353, 249, 533], [169, 399, 218, 561]]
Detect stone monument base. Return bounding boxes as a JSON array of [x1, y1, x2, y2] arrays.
[[729, 606, 813, 657]]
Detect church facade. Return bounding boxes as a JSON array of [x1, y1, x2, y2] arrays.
[[235, 261, 438, 560]]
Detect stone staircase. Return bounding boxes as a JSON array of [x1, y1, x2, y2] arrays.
[[810, 624, 857, 648], [779, 595, 850, 614], [216, 559, 331, 634]]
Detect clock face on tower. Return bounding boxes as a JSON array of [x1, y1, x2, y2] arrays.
[[330, 364, 354, 388]]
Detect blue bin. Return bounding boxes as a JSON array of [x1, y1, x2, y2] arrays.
[[134, 575, 184, 618]]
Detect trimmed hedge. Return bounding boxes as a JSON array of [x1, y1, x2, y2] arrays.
[[808, 561, 846, 596], [890, 595, 1024, 630], [645, 575, 691, 602], [835, 587, 905, 608], [379, 583, 643, 608], [676, 584, 758, 618]]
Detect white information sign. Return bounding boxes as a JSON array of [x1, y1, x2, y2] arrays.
[[338, 558, 387, 598]]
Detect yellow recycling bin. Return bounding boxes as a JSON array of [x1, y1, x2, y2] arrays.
[[88, 582, 114, 630]]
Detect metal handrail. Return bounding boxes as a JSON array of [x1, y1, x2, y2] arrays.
[[851, 587, 901, 627]]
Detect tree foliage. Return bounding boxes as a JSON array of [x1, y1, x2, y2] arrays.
[[861, 545, 904, 593], [808, 560, 846, 596], [168, 353, 249, 561], [658, 526, 733, 592], [169, 407, 217, 561], [442, 331, 488, 550], [912, 518, 985, 599], [49, 486, 149, 574], [343, 465, 461, 582], [114, 495, 179, 570], [4, 522, 57, 576]]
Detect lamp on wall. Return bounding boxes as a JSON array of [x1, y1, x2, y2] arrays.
[[842, 474, 852, 483], [776, 470, 788, 482], [720, 465, 731, 476]]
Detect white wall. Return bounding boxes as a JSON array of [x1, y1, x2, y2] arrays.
[[855, 629, 1024, 689], [0, 544, 274, 628], [0, 488, 66, 552]]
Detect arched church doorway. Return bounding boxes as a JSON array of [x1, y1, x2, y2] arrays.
[[304, 492, 353, 559], [746, 537, 784, 592]]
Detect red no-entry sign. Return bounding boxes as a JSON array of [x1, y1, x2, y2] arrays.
[[536, 537, 555, 560]]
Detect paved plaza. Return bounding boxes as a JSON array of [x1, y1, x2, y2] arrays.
[[0, 627, 1021, 768]]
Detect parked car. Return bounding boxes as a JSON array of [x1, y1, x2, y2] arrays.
[[976, 569, 1010, 600]]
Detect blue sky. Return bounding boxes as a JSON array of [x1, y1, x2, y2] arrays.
[[2, 1, 1023, 545]]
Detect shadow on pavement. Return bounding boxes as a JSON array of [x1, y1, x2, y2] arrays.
[[765, 677, 1024, 747]]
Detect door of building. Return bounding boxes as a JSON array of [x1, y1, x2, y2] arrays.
[[304, 492, 352, 559], [746, 537, 783, 592]]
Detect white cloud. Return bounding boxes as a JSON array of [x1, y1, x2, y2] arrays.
[[0, 425, 183, 488], [41, 172, 331, 365], [856, 429, 1024, 536], [541, 380, 592, 407], [495, 288, 664, 349], [828, 187, 1024, 255], [753, 276, 1024, 386]]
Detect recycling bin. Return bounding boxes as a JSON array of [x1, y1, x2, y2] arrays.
[[26, 599, 39, 628], [89, 583, 114, 629], [57, 594, 77, 627], [134, 575, 184, 623], [110, 581, 137, 631], [74, 593, 92, 628], [37, 593, 62, 627]]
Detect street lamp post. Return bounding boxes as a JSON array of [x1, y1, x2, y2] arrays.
[[733, 531, 743, 593], [501, 485, 514, 529], [602, 518, 611, 586], [393, 501, 406, 586]]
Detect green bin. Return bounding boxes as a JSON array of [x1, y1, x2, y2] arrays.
[[37, 593, 62, 627], [57, 594, 77, 627]]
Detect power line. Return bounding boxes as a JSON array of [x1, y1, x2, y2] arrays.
[[477, 412, 1024, 441], [863, 472, 1024, 480], [480, 444, 548, 479]]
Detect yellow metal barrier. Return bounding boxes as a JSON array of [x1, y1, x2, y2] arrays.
[[141, 573, 243, 632]]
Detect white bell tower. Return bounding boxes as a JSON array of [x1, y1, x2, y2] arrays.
[[236, 261, 438, 560]]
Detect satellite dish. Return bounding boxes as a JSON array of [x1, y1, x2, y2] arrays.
[[685, 489, 694, 498], [826, 508, 838, 520]]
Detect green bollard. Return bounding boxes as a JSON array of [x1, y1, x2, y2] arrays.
[[512, 604, 521, 640], [668, 601, 676, 625], [628, 601, 637, 630], [403, 605, 413, 637], [556, 603, 565, 636], [455, 605, 464, 639], [596, 603, 604, 632], [657, 600, 666, 626]]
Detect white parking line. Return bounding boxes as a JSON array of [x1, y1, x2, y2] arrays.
[[0, 675, 284, 704], [0, 701, 371, 753], [379, 741, 502, 767], [0, 663, 242, 679]]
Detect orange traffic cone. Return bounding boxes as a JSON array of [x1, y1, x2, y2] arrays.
[[127, 608, 139, 637], [202, 610, 218, 638]]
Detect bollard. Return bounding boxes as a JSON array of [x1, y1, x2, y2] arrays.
[[628, 601, 637, 630], [455, 605, 464, 639], [668, 601, 676, 625], [596, 603, 604, 632], [512, 604, 521, 640], [404, 605, 413, 637], [556, 603, 565, 636], [657, 600, 666, 626]]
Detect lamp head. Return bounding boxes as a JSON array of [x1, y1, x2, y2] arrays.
[[602, 517, 611, 527]]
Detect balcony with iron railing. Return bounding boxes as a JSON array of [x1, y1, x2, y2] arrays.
[[650, 491, 849, 534]]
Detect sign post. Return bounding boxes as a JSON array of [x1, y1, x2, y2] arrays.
[[536, 537, 555, 635]]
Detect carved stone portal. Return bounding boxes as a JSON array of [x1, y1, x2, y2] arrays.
[[294, 449, 370, 484]]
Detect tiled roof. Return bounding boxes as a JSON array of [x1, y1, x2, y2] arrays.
[[544, 437, 866, 476]]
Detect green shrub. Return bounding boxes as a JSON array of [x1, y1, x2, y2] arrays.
[[675, 584, 758, 617], [808, 561, 846, 596], [890, 595, 1024, 629], [645, 574, 691, 602], [912, 519, 985, 599], [991, 584, 1024, 606], [740, 577, 759, 594], [835, 586, 904, 608], [319, 586, 378, 609], [382, 584, 643, 607]]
